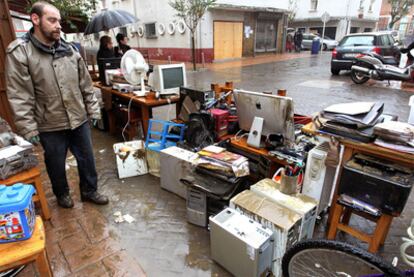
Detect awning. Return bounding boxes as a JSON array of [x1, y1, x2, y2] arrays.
[[210, 3, 287, 13]]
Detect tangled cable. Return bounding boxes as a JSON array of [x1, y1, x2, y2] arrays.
[[401, 219, 414, 267]]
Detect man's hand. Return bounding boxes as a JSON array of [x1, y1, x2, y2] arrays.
[[29, 135, 40, 146], [91, 119, 99, 127]]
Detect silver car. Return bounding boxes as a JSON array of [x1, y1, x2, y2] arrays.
[[301, 33, 338, 50]]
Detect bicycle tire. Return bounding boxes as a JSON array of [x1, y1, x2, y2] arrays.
[[282, 239, 402, 277]]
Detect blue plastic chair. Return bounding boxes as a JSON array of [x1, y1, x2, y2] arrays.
[[145, 120, 185, 152]]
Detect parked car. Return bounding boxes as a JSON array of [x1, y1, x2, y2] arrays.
[[331, 32, 401, 75], [301, 33, 338, 50]]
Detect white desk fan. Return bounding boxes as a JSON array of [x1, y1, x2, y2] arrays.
[[121, 49, 149, 96]]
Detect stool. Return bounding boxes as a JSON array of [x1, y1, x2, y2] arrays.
[[145, 120, 185, 152], [327, 200, 393, 253], [0, 216, 53, 276], [1, 167, 51, 221]]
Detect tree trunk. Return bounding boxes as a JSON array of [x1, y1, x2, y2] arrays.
[[191, 33, 196, 71]]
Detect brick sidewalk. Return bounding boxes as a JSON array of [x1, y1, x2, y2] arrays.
[[16, 160, 146, 277]]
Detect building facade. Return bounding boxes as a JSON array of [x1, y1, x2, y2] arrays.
[[289, 0, 382, 41], [85, 0, 289, 62], [377, 1, 414, 41]]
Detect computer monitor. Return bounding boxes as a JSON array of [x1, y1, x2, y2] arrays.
[[97, 57, 121, 85], [233, 89, 295, 146], [149, 63, 187, 95]]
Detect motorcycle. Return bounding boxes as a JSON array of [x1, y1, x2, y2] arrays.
[[350, 46, 414, 84]]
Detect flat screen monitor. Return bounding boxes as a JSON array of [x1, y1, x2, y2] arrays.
[[233, 89, 295, 146], [97, 57, 121, 84], [149, 63, 187, 95]]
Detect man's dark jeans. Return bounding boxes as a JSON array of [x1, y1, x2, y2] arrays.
[[39, 122, 97, 198]]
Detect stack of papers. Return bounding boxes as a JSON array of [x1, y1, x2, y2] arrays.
[[374, 121, 414, 154], [196, 146, 249, 177]]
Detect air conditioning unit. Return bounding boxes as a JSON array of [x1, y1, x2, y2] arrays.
[[302, 142, 336, 216]]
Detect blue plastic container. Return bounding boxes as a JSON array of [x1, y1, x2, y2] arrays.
[[0, 184, 36, 243], [311, 38, 320, 54]]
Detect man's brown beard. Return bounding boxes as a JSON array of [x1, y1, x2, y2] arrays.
[[39, 19, 60, 43]]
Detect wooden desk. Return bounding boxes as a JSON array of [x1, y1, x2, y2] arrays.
[[302, 122, 414, 252], [94, 83, 180, 138]]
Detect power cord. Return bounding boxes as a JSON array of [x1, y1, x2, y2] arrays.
[[121, 94, 142, 142], [233, 129, 248, 142]]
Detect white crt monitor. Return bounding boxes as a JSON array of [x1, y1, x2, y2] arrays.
[[150, 63, 187, 95]]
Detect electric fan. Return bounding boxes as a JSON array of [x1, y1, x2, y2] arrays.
[[121, 49, 149, 96]]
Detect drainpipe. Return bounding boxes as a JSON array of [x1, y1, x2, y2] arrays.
[[345, 0, 351, 35], [132, 0, 140, 48], [282, 13, 288, 54]]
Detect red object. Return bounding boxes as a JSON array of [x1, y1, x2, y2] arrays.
[[332, 48, 337, 59], [211, 109, 229, 139], [372, 47, 381, 55]]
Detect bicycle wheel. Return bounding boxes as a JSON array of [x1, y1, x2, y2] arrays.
[[282, 239, 402, 277]]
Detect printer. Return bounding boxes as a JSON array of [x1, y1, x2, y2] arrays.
[[338, 154, 413, 216]]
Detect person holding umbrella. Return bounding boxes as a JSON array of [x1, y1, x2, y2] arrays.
[[5, 1, 109, 208]]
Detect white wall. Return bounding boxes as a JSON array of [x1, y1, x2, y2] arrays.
[[294, 0, 382, 20], [89, 0, 289, 51]]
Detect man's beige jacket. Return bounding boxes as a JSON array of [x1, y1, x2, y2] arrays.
[[5, 32, 100, 140]]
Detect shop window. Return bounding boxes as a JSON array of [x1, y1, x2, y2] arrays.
[[119, 26, 127, 36], [145, 23, 157, 38]]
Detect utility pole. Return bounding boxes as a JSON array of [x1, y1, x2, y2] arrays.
[[345, 0, 352, 35]]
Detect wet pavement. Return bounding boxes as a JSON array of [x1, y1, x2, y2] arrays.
[[19, 52, 414, 276], [187, 52, 413, 120]]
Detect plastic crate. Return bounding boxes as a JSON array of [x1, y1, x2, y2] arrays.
[[0, 184, 36, 243]]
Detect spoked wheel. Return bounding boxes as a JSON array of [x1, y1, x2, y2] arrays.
[[351, 69, 370, 84], [282, 240, 402, 277]]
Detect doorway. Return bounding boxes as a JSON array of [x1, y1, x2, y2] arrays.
[[213, 21, 243, 60], [255, 20, 277, 53]]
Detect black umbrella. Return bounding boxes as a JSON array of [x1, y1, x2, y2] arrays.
[[84, 9, 138, 35]]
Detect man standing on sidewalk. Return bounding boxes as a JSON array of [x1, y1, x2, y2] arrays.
[[5, 1, 109, 208]]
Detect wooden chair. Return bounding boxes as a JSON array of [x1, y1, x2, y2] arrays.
[[0, 216, 53, 277], [1, 167, 51, 221], [327, 200, 393, 253]]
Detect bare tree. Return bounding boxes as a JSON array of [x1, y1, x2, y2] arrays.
[[388, 0, 414, 29], [169, 0, 216, 71], [288, 0, 298, 25]]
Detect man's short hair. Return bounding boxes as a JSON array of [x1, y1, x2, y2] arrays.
[[116, 33, 125, 44], [30, 1, 57, 17]]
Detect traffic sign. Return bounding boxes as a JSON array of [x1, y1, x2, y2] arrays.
[[321, 12, 330, 23]]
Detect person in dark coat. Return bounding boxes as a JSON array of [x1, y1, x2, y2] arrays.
[[114, 33, 131, 57], [97, 35, 115, 60], [294, 30, 303, 53]]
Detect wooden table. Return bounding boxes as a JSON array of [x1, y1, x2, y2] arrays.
[[229, 137, 289, 180], [94, 83, 180, 138], [1, 167, 51, 221], [302, 122, 414, 253]]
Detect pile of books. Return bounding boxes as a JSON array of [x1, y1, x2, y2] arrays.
[[195, 146, 249, 177]]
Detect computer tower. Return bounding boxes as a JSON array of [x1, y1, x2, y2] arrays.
[[210, 208, 273, 277], [302, 142, 336, 215], [250, 178, 318, 240], [159, 146, 198, 199], [230, 190, 302, 277]]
